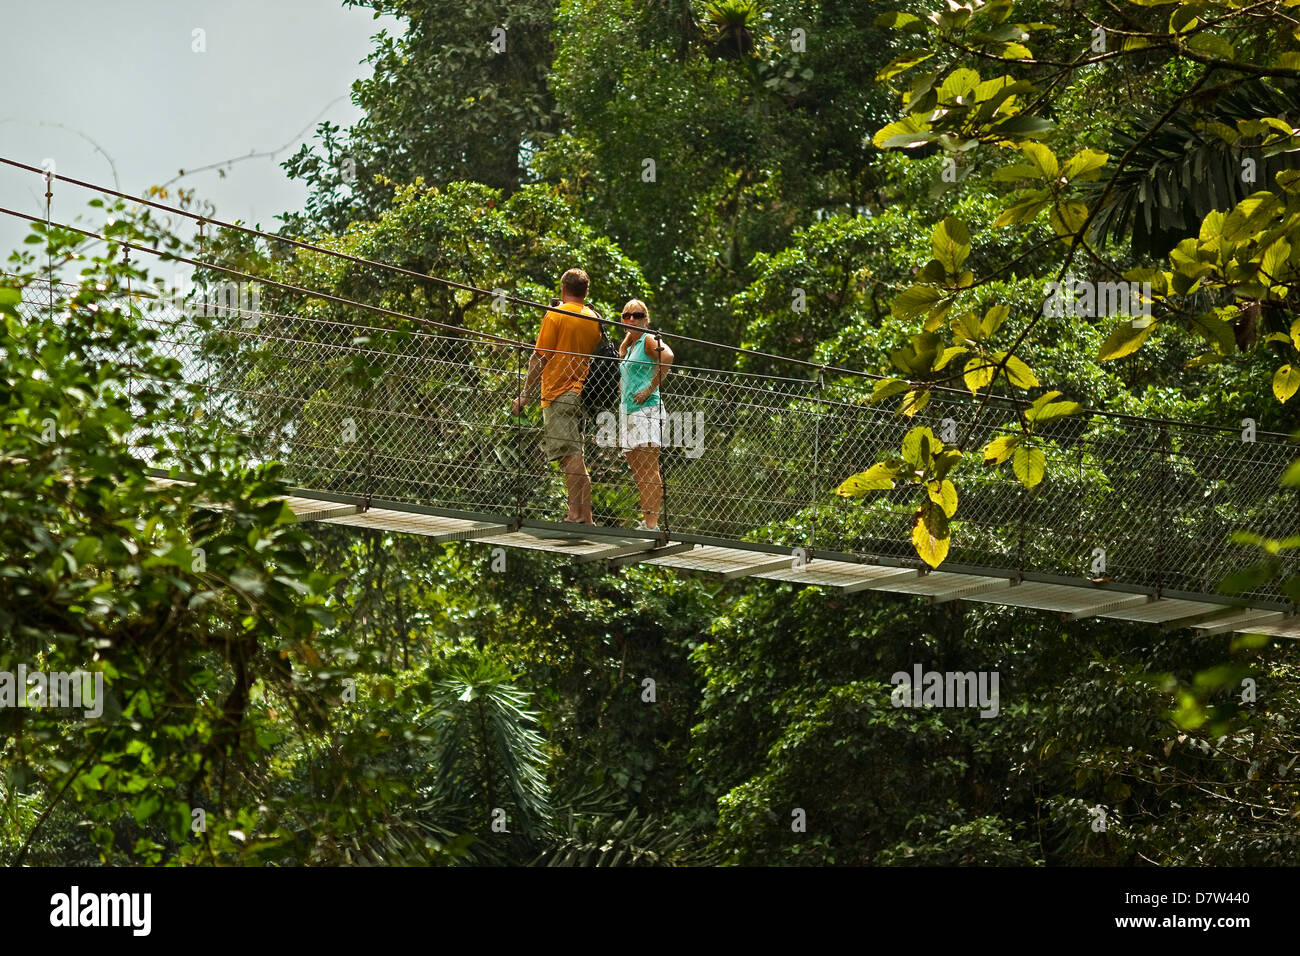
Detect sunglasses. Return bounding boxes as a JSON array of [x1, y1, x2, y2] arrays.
[[622, 311, 647, 319]]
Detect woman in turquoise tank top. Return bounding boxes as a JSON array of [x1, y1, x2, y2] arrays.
[[617, 299, 674, 531]]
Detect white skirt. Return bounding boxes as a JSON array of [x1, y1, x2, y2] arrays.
[[622, 405, 664, 450]]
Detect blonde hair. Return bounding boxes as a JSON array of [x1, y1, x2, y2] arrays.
[[622, 298, 649, 319]]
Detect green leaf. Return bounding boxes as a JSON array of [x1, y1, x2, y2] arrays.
[[983, 434, 1020, 465], [837, 462, 901, 495], [1260, 239, 1291, 294], [1099, 319, 1156, 361], [1187, 32, 1235, 60], [951, 310, 984, 343], [991, 115, 1055, 137], [931, 217, 971, 271], [992, 193, 1050, 227], [1060, 149, 1108, 181], [892, 284, 942, 319], [867, 378, 911, 404], [873, 116, 934, 149], [922, 299, 954, 332], [964, 356, 996, 394], [1048, 200, 1089, 238], [981, 304, 1009, 337], [934, 345, 968, 371], [877, 50, 936, 82], [1025, 391, 1084, 426], [1281, 458, 1300, 487], [900, 388, 931, 417], [1189, 312, 1237, 355], [992, 162, 1041, 182], [1021, 142, 1059, 178], [911, 501, 951, 568], [1274, 365, 1300, 403], [999, 353, 1039, 388], [1012, 445, 1046, 488], [902, 425, 940, 468], [939, 68, 981, 101], [874, 12, 921, 29]]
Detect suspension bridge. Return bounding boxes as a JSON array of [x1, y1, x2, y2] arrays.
[[5, 160, 1299, 639]]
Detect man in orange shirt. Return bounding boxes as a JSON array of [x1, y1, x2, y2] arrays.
[[511, 268, 602, 524]]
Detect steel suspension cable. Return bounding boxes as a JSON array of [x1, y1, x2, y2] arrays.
[[0, 154, 895, 382], [2, 195, 1297, 442]]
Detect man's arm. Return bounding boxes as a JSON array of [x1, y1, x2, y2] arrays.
[[512, 312, 557, 415], [512, 350, 548, 415]]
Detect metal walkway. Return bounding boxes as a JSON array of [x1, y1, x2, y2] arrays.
[[35, 272, 1292, 641]]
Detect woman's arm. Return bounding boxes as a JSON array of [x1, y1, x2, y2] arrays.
[[617, 330, 637, 358], [645, 336, 674, 390]]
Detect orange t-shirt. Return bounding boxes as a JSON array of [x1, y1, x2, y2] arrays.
[[536, 301, 601, 406]]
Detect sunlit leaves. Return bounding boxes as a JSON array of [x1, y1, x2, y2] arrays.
[[964, 356, 997, 394], [981, 304, 1009, 337], [1060, 149, 1109, 182], [1024, 390, 1084, 425], [999, 352, 1039, 388], [931, 217, 971, 272], [841, 425, 961, 567], [926, 478, 958, 517], [873, 115, 938, 150], [902, 425, 940, 468], [911, 501, 951, 568], [1274, 364, 1300, 402], [837, 462, 901, 495], [892, 284, 942, 319], [866, 377, 911, 404], [1099, 318, 1157, 360], [1012, 445, 1046, 488], [982, 434, 1019, 465], [876, 49, 936, 83], [900, 387, 932, 416], [992, 190, 1050, 227], [1021, 142, 1058, 179]]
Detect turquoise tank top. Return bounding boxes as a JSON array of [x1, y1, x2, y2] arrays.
[[620, 335, 662, 415]]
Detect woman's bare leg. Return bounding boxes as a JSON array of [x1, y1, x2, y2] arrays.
[[626, 445, 662, 529]]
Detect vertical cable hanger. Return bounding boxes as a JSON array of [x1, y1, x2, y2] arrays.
[[44, 163, 54, 322], [811, 365, 825, 559], [654, 328, 669, 544]]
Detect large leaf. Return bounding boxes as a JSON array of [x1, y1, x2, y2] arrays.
[[964, 356, 997, 393], [867, 377, 912, 404], [911, 501, 951, 568], [902, 425, 940, 468], [983, 434, 1020, 465], [1024, 390, 1084, 425], [837, 462, 901, 496], [892, 284, 943, 319], [1003, 353, 1038, 388], [927, 478, 958, 517], [932, 217, 971, 271], [1012, 446, 1046, 488], [1274, 364, 1300, 402], [1099, 319, 1156, 360]]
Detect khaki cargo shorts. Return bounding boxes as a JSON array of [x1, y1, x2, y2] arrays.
[[542, 390, 584, 461]]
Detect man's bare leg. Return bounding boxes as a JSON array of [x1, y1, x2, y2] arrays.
[[560, 453, 593, 524]]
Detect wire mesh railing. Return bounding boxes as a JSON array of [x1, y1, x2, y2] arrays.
[[15, 276, 1300, 604]]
